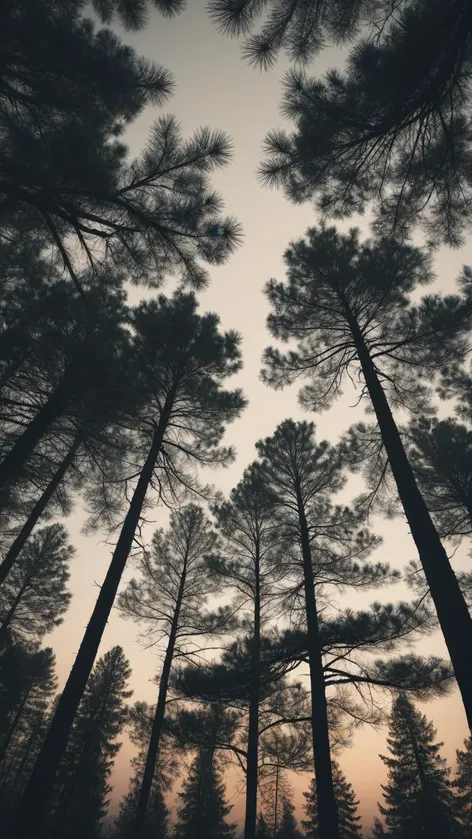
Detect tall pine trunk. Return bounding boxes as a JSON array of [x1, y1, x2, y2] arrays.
[[348, 314, 472, 730], [0, 434, 81, 587], [297, 490, 339, 839], [244, 553, 261, 839], [0, 367, 76, 503], [12, 402, 173, 839], [133, 556, 187, 839]]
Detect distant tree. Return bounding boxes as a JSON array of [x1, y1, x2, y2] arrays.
[[371, 819, 386, 837], [14, 291, 245, 838], [256, 813, 271, 838], [114, 701, 176, 839], [407, 417, 472, 538], [454, 738, 472, 837], [51, 647, 132, 839], [209, 465, 286, 839], [262, 225, 472, 728], [302, 761, 363, 839], [174, 746, 236, 839], [0, 524, 73, 647], [0, 646, 56, 816], [118, 504, 231, 839], [277, 800, 302, 839], [217, 0, 472, 244], [1, 1, 240, 290], [258, 728, 304, 839], [377, 694, 461, 838], [255, 419, 387, 839], [0, 646, 57, 764]]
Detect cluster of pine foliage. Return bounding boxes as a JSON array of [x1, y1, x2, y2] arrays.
[[2, 1, 472, 838]]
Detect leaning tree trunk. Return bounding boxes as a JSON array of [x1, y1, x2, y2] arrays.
[[0, 686, 32, 764], [0, 579, 28, 648], [133, 559, 187, 839], [244, 554, 261, 839], [349, 314, 472, 730], [0, 364, 77, 504], [297, 491, 339, 839], [0, 433, 81, 587], [12, 399, 174, 839]]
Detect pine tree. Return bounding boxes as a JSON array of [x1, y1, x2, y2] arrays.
[[210, 465, 286, 839], [0, 524, 73, 647], [114, 701, 176, 839], [256, 813, 271, 838], [13, 291, 245, 839], [174, 748, 236, 839], [371, 819, 386, 837], [378, 694, 461, 838], [118, 504, 231, 839], [51, 647, 132, 839], [254, 0, 472, 245], [262, 225, 472, 729], [0, 272, 139, 587], [89, 0, 184, 31], [302, 761, 363, 839], [454, 738, 472, 837], [0, 277, 132, 520], [1, 1, 240, 289], [277, 800, 302, 839], [255, 419, 387, 839], [207, 0, 388, 67], [0, 646, 57, 817]]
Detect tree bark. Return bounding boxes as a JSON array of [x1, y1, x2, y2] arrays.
[[244, 549, 261, 839], [12, 400, 174, 839], [297, 489, 339, 839], [0, 433, 81, 587], [133, 553, 187, 839], [349, 314, 472, 730]]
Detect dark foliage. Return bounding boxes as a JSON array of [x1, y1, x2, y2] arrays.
[[1, 1, 241, 291], [13, 291, 245, 838], [378, 694, 461, 838], [174, 746, 236, 839], [262, 225, 472, 729], [303, 761, 362, 838]]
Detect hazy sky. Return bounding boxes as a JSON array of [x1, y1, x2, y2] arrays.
[[49, 3, 472, 832]]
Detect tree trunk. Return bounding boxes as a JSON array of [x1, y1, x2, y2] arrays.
[[0, 580, 28, 648], [297, 490, 339, 839], [12, 401, 174, 839], [0, 433, 81, 587], [273, 763, 279, 839], [244, 551, 261, 839], [133, 555, 187, 839], [0, 686, 32, 764], [0, 369, 75, 503], [349, 315, 472, 730]]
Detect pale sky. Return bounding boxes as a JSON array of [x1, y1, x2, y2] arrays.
[[47, 3, 472, 833]]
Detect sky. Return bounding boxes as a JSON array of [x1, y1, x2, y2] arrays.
[[47, 2, 472, 833]]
